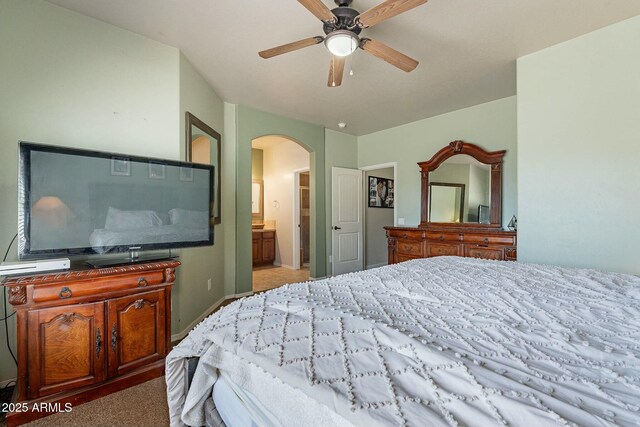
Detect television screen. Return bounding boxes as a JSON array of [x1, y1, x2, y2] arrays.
[[18, 142, 214, 259]]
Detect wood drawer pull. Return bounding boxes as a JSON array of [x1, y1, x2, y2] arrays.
[[483, 238, 489, 244], [439, 236, 444, 241], [402, 234, 408, 239], [138, 277, 148, 287], [59, 287, 72, 299]]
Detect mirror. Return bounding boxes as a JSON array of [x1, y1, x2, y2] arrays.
[[186, 112, 221, 224], [251, 179, 263, 219], [419, 141, 506, 228], [428, 155, 491, 223], [429, 183, 465, 223]]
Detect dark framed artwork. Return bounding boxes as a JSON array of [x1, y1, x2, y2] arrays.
[[368, 176, 394, 208]]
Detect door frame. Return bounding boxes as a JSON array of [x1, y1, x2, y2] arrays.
[[359, 162, 397, 270], [293, 168, 310, 271]]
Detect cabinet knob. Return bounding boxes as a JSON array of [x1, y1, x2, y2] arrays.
[[402, 234, 408, 239], [439, 236, 444, 241], [483, 238, 489, 244], [59, 287, 72, 299], [138, 277, 148, 287]]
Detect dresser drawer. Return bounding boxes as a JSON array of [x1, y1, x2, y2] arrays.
[[425, 232, 461, 243], [32, 270, 165, 304], [427, 243, 462, 257], [463, 234, 515, 245], [464, 246, 504, 261], [396, 240, 424, 256], [388, 229, 424, 240]]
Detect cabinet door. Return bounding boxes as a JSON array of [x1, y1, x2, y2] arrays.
[[27, 302, 105, 398], [107, 289, 166, 378], [252, 236, 261, 265], [262, 237, 275, 263]]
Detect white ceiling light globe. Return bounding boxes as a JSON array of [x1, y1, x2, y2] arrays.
[[325, 30, 359, 57]]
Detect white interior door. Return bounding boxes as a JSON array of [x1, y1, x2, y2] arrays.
[[331, 167, 364, 276]]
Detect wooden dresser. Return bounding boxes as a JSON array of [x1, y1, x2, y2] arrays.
[[2, 259, 179, 426], [385, 226, 516, 264], [252, 229, 276, 266], [385, 140, 517, 265]]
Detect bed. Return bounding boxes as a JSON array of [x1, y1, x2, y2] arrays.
[[89, 225, 209, 252], [166, 257, 640, 427]]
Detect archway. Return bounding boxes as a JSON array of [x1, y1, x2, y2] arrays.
[[234, 106, 327, 296], [250, 135, 312, 292]]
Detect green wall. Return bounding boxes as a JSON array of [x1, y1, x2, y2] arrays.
[[231, 105, 327, 293], [251, 148, 264, 180], [357, 97, 517, 228], [517, 15, 640, 274], [176, 52, 227, 336]]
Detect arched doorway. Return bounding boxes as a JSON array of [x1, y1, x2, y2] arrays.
[[233, 105, 327, 296], [250, 135, 312, 292]]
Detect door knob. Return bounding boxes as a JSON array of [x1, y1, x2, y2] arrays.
[[333, 226, 342, 230]]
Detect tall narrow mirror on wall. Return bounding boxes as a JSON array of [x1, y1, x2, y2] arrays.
[[186, 112, 221, 224]]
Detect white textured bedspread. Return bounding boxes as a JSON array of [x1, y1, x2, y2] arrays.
[[166, 257, 640, 427]]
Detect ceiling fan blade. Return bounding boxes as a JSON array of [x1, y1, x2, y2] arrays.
[[259, 36, 324, 59], [298, 0, 336, 23], [327, 56, 345, 87], [356, 0, 428, 28], [360, 38, 418, 72]]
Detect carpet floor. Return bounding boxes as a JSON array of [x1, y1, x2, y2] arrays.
[[1, 378, 169, 427]]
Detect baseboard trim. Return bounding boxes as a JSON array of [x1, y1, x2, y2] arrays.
[[232, 291, 253, 298], [366, 262, 387, 270], [170, 291, 254, 342]]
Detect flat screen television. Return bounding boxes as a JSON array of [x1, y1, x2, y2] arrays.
[[18, 142, 214, 260]]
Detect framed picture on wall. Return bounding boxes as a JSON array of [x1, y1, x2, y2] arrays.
[[368, 176, 394, 208], [148, 162, 166, 179], [110, 157, 130, 176]]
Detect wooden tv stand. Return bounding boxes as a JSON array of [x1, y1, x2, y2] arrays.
[[2, 259, 180, 426]]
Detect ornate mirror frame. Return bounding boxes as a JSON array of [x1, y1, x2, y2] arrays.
[[418, 140, 506, 229], [186, 112, 222, 225]]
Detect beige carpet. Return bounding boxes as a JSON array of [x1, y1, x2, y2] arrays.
[[1, 378, 169, 427], [252, 265, 310, 292]]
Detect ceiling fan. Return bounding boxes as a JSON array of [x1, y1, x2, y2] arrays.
[[259, 0, 427, 87]]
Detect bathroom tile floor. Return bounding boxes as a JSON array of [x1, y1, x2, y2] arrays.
[[252, 265, 310, 292]]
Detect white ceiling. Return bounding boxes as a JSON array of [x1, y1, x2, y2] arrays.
[[47, 0, 640, 135]]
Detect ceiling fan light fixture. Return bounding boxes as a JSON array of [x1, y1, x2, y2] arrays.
[[325, 30, 359, 57]]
